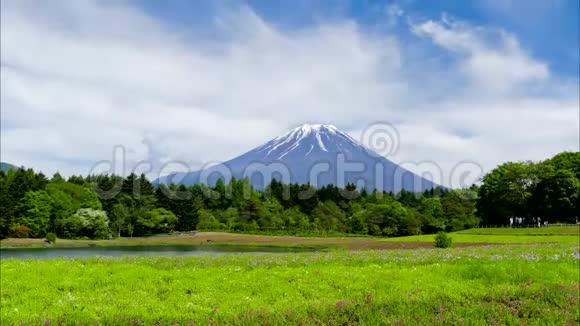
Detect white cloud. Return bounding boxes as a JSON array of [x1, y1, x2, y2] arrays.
[[0, 1, 577, 186], [411, 16, 549, 92]]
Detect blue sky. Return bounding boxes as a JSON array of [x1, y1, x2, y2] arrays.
[[134, 0, 579, 77], [1, 0, 578, 186]]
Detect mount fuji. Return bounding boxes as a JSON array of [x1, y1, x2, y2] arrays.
[[155, 124, 439, 192]]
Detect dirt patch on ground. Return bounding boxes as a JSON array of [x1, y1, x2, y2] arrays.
[[1, 238, 46, 246], [146, 232, 498, 250], [1, 233, 499, 250]]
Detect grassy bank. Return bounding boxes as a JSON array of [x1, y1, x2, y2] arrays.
[[457, 226, 580, 236], [383, 233, 579, 243], [2, 243, 579, 325], [0, 232, 490, 250], [383, 226, 579, 243], [2, 226, 578, 249]]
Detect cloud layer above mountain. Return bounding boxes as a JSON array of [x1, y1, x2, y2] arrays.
[[1, 0, 578, 186]]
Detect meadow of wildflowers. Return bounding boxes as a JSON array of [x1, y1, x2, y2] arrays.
[[1, 242, 579, 325]]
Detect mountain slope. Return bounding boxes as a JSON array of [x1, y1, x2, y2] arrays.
[[0, 162, 19, 172], [157, 124, 439, 192]]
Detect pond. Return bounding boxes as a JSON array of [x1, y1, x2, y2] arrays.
[[0, 245, 317, 259]]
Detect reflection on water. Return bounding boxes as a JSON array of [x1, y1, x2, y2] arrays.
[[0, 245, 316, 259]]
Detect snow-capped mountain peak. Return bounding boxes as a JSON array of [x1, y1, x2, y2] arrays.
[[258, 124, 362, 160], [275, 124, 337, 141], [296, 123, 337, 133], [156, 123, 439, 192]]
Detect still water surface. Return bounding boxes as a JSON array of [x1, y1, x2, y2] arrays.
[[0, 245, 316, 259]]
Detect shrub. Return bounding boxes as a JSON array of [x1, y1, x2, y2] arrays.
[[196, 209, 227, 231], [368, 224, 382, 236], [434, 232, 453, 248], [45, 232, 57, 243], [8, 225, 31, 238], [348, 213, 368, 235], [66, 208, 110, 239], [382, 226, 398, 237], [236, 221, 259, 232]]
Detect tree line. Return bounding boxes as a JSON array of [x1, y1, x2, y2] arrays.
[[0, 151, 577, 240], [477, 151, 579, 226]]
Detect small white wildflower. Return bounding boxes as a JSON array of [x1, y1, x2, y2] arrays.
[[13, 308, 18, 313]]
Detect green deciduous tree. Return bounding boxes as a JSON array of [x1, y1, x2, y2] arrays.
[[477, 161, 540, 225], [15, 190, 53, 238], [533, 169, 579, 223], [109, 203, 127, 238], [136, 208, 178, 235], [196, 209, 226, 230], [69, 208, 109, 239]]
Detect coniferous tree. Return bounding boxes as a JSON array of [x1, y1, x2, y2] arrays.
[[0, 173, 13, 238]]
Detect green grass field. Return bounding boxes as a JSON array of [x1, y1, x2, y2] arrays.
[[2, 227, 579, 325], [457, 226, 580, 236], [384, 233, 579, 243], [2, 243, 579, 325], [384, 226, 580, 243]]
